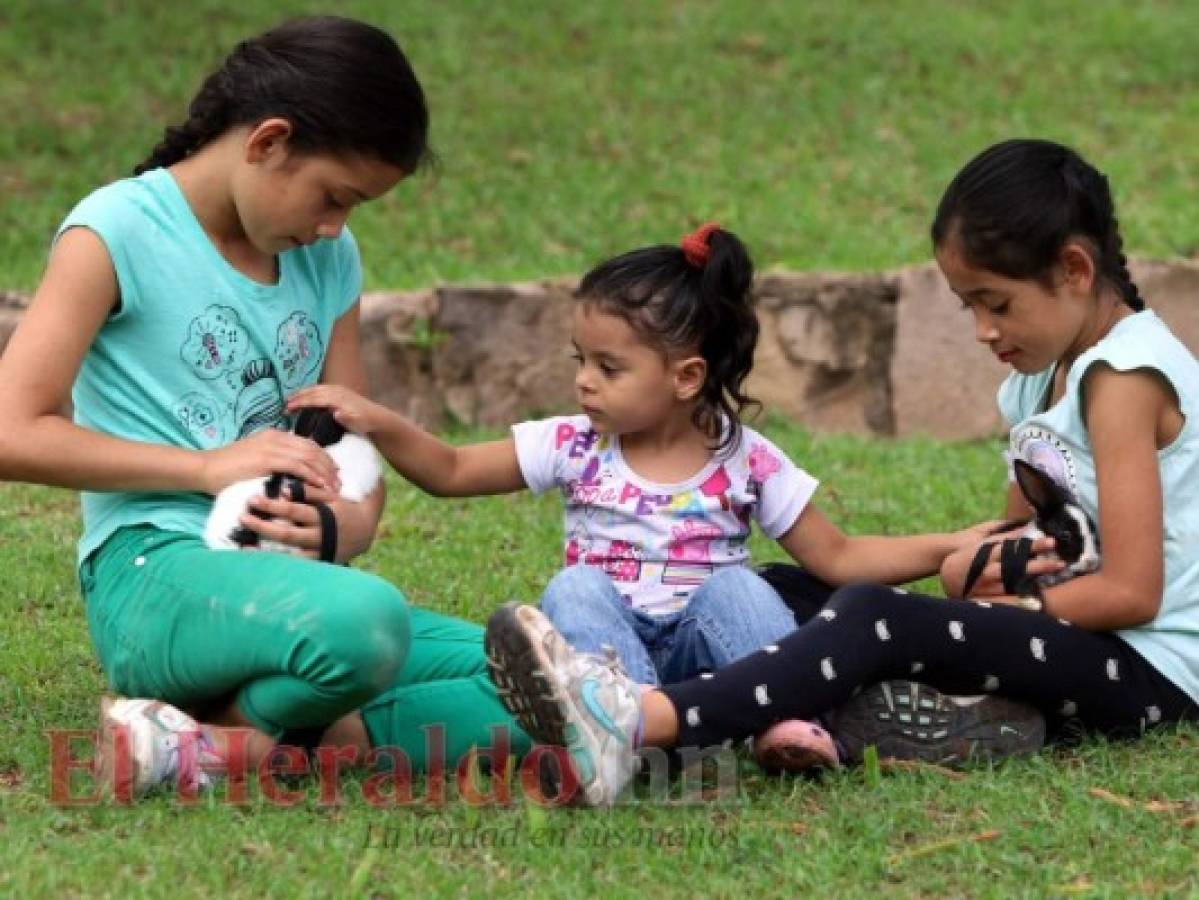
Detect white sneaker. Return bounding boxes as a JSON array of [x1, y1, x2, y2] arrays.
[[485, 602, 642, 807], [96, 696, 223, 799]]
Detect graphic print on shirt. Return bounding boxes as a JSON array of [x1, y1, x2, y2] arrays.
[[173, 392, 225, 445], [234, 358, 285, 438], [519, 415, 816, 615], [564, 453, 604, 567], [583, 539, 644, 583], [275, 311, 324, 390], [175, 303, 317, 444], [1009, 424, 1078, 494], [663, 518, 725, 586], [181, 305, 249, 380], [747, 442, 783, 482], [699, 466, 732, 511]]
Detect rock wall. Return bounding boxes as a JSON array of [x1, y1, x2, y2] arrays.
[[891, 259, 1199, 439], [3, 260, 1196, 440]]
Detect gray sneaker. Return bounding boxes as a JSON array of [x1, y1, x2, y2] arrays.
[[827, 680, 1046, 767], [485, 602, 642, 807]]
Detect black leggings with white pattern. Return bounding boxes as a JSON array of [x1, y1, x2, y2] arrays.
[[659, 565, 1198, 749]]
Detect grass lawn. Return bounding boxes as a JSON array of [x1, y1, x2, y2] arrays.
[[1, 421, 1196, 897], [2, 0, 1198, 895], [3, 0, 1199, 294]]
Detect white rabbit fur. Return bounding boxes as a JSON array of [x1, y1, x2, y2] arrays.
[[204, 431, 381, 553]]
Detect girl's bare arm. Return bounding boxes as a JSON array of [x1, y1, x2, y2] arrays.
[[0, 228, 339, 493]]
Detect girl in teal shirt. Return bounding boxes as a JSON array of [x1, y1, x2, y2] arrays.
[[0, 16, 528, 798]]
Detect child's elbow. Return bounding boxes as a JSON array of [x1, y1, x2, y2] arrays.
[[1125, 591, 1163, 627], [417, 479, 453, 498]]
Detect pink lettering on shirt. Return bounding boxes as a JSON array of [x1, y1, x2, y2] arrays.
[[635, 493, 673, 516], [554, 422, 577, 450]]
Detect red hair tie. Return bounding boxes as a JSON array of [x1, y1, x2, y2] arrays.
[[681, 221, 720, 268]]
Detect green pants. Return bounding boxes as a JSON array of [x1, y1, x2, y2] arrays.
[[81, 526, 530, 769]]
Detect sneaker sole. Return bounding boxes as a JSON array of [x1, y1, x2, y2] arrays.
[[827, 680, 1046, 768], [485, 603, 571, 746], [484, 603, 599, 805]]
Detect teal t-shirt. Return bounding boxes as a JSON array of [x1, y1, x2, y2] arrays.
[[59, 167, 362, 566], [997, 310, 1199, 704]]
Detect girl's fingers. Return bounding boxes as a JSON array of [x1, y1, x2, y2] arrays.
[[247, 496, 319, 522], [275, 443, 339, 491], [1026, 558, 1067, 575], [297, 484, 338, 504], [286, 387, 336, 412], [241, 512, 319, 550]]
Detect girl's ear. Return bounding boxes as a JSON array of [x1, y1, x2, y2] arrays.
[[244, 118, 295, 164], [1058, 241, 1098, 295], [673, 355, 707, 402], [1013, 459, 1065, 516]]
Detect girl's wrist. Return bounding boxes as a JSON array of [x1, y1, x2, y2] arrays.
[[188, 447, 214, 494]]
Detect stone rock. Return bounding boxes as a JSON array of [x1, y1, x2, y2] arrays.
[[891, 263, 1008, 439], [3, 259, 1197, 440], [1131, 258, 1199, 347], [751, 273, 897, 434], [892, 258, 1199, 440], [358, 290, 441, 428], [431, 279, 578, 427]]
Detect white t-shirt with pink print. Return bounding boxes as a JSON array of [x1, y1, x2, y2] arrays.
[[512, 415, 819, 617]]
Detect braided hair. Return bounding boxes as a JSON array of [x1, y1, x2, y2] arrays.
[[576, 225, 760, 453], [135, 16, 430, 175], [931, 139, 1143, 311]]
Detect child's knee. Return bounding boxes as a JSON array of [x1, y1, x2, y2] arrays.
[[687, 568, 795, 649], [826, 583, 905, 622], [309, 579, 411, 699], [540, 566, 621, 622], [691, 567, 787, 616]]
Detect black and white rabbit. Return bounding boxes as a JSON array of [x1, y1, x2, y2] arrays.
[[962, 458, 1101, 602], [1012, 458, 1101, 585], [204, 407, 381, 555]]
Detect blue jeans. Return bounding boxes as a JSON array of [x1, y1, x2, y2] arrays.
[[538, 565, 798, 686]]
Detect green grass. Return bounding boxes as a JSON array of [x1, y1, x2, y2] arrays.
[[1, 421, 1196, 897], [3, 0, 1199, 293], [3, 2, 1198, 894]]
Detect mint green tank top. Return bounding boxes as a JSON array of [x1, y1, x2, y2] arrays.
[[58, 168, 362, 565], [998, 311, 1199, 704]]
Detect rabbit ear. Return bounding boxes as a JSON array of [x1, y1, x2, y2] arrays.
[[1014, 459, 1066, 516]]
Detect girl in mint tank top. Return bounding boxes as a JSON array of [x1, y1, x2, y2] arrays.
[[0, 17, 531, 800], [480, 139, 1198, 807]]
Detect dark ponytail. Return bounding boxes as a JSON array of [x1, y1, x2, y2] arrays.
[[576, 226, 759, 453], [135, 16, 430, 175], [931, 139, 1143, 311]]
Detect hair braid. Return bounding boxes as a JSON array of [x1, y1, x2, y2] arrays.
[[932, 139, 1145, 313], [133, 67, 234, 174], [1106, 221, 1145, 311]]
